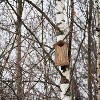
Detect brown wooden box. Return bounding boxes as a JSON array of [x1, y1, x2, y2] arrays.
[[53, 40, 69, 66]]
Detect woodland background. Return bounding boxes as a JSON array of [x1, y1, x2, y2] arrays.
[[0, 0, 99, 100]]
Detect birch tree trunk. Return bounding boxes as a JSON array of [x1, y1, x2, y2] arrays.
[[15, 0, 23, 99], [55, 0, 71, 100], [95, 0, 100, 99]]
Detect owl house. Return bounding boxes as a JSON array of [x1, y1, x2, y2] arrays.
[[53, 40, 69, 66]]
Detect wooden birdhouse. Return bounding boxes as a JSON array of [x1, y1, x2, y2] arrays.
[[53, 40, 69, 66]]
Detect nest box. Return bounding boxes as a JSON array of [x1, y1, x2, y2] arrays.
[[53, 40, 69, 66]]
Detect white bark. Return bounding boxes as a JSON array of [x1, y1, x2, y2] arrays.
[[56, 0, 70, 100], [57, 34, 66, 41], [55, 0, 65, 31]]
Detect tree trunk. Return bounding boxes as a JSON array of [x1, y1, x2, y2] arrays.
[[15, 0, 23, 99], [69, 0, 74, 99], [55, 0, 71, 100], [87, 0, 93, 100], [0, 64, 4, 100], [95, 0, 100, 100]]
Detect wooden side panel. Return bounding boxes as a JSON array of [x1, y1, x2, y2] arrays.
[[55, 44, 69, 66]]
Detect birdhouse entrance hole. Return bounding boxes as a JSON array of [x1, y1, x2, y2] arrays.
[[57, 42, 64, 47]]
